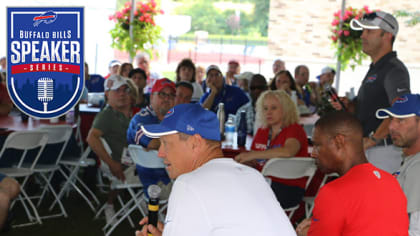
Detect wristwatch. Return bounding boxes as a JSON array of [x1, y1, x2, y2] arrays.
[[369, 131, 381, 144]]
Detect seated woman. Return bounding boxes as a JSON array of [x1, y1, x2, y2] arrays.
[[270, 70, 305, 106], [175, 58, 203, 102], [235, 90, 309, 208], [128, 68, 150, 114]]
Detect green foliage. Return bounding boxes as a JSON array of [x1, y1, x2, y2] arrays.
[[109, 0, 164, 59], [394, 10, 420, 26], [174, 0, 269, 36]]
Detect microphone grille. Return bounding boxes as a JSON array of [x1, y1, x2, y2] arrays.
[[148, 185, 161, 199], [37, 77, 54, 102]]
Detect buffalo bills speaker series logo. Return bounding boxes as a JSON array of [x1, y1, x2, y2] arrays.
[[7, 7, 84, 118]]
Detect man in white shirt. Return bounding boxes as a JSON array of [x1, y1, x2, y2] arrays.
[[376, 93, 420, 236], [136, 103, 296, 236]]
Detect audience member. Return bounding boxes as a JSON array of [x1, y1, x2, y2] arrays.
[[195, 65, 205, 85], [235, 71, 253, 95], [137, 103, 296, 236], [294, 65, 316, 106], [128, 68, 149, 114], [235, 74, 268, 135], [0, 173, 19, 231], [118, 62, 133, 78], [376, 94, 420, 235], [175, 81, 193, 105], [125, 78, 140, 115], [0, 83, 12, 116], [175, 58, 203, 102], [314, 66, 336, 104], [104, 59, 121, 79], [126, 78, 175, 195], [296, 111, 408, 236], [135, 53, 160, 93], [0, 57, 5, 73], [271, 58, 286, 82], [200, 65, 249, 118], [270, 70, 296, 93], [235, 90, 309, 208], [84, 62, 105, 93], [225, 59, 240, 86], [332, 11, 410, 173], [86, 75, 133, 224]]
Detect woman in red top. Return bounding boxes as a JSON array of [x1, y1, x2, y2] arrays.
[[235, 90, 309, 208]]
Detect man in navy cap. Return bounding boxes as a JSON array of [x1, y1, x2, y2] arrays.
[[136, 104, 295, 236], [332, 11, 410, 173], [376, 94, 420, 235]]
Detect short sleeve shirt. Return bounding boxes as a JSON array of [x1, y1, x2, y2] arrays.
[[92, 105, 130, 162], [356, 51, 410, 137], [397, 152, 420, 213], [200, 84, 249, 117], [309, 163, 408, 236], [251, 123, 309, 188]]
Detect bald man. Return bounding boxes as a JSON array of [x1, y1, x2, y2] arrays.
[[297, 111, 408, 236]]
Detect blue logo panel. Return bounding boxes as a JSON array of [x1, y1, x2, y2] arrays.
[[7, 7, 84, 119]]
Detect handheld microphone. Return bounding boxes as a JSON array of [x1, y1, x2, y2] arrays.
[[147, 185, 161, 235], [324, 84, 346, 111], [37, 77, 54, 112]]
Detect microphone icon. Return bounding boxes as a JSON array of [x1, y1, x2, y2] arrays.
[[37, 77, 54, 112]]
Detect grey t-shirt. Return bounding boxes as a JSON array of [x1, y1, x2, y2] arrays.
[[356, 51, 410, 137], [397, 152, 420, 213]]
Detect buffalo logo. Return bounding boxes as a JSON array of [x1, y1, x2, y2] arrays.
[[366, 75, 377, 83], [164, 108, 174, 118], [33, 11, 57, 27], [395, 96, 408, 103], [373, 170, 381, 179]]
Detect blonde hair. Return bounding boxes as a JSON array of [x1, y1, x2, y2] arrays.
[[255, 90, 299, 128], [126, 78, 139, 105]]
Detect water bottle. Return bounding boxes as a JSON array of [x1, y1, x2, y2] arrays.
[[291, 90, 298, 106], [217, 103, 225, 139], [237, 111, 247, 147], [224, 116, 235, 147]]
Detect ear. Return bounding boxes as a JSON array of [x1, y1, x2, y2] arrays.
[[190, 134, 204, 153], [332, 134, 346, 151]]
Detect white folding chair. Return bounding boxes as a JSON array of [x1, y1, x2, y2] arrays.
[[303, 172, 339, 217], [94, 140, 144, 236], [0, 130, 49, 226], [261, 157, 316, 219], [24, 125, 73, 219], [50, 145, 100, 212]]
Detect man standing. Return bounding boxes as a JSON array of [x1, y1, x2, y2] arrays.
[[296, 111, 408, 236], [333, 11, 410, 173], [200, 65, 249, 117], [376, 94, 420, 235], [137, 104, 296, 236]]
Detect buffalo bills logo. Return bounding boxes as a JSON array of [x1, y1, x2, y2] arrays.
[[395, 96, 408, 103], [33, 11, 57, 27], [164, 108, 174, 118], [366, 75, 377, 83]]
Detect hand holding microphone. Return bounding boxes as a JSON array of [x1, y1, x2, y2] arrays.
[[325, 84, 347, 111], [147, 185, 161, 236]]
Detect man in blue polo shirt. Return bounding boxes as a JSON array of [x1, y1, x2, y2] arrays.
[[200, 65, 249, 118]]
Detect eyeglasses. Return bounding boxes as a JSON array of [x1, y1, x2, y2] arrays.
[[113, 86, 130, 94], [156, 91, 176, 100], [363, 12, 395, 30]]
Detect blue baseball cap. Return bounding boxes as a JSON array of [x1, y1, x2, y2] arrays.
[[376, 94, 420, 119], [141, 104, 221, 141]]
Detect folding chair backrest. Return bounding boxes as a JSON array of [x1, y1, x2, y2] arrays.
[[37, 125, 73, 165], [0, 131, 49, 169], [128, 144, 165, 169], [262, 157, 317, 190]]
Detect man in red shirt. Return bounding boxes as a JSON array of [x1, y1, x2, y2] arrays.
[[297, 111, 408, 236]]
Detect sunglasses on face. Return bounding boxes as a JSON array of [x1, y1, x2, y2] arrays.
[[363, 12, 395, 30]]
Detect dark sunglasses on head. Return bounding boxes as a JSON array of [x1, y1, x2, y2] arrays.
[[363, 12, 395, 30]]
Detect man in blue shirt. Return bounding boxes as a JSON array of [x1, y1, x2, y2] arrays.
[[200, 65, 249, 118], [127, 78, 176, 197]]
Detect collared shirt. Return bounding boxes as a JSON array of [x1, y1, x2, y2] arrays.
[[126, 106, 160, 147], [200, 84, 249, 118], [396, 152, 420, 213], [356, 51, 410, 137]]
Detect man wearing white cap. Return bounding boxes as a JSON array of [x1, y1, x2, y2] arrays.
[[376, 94, 420, 235], [332, 11, 410, 173], [104, 59, 121, 79], [315, 66, 336, 104], [136, 104, 296, 236]]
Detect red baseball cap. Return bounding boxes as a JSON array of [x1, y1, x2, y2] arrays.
[[151, 78, 176, 93]]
